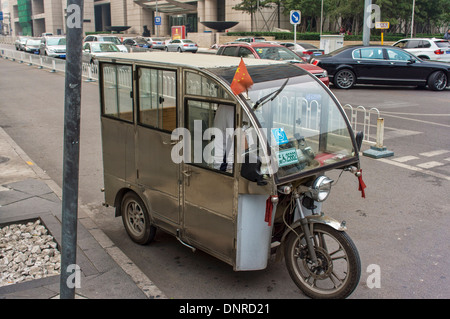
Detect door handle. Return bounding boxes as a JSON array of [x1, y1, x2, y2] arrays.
[[182, 170, 192, 186]]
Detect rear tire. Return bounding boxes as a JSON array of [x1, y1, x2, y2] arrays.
[[333, 69, 356, 89], [427, 71, 447, 91], [121, 192, 156, 245]]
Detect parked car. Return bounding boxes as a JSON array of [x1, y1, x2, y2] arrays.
[[40, 36, 66, 58], [122, 37, 152, 52], [82, 41, 122, 64], [15, 36, 30, 51], [144, 37, 167, 50], [83, 34, 128, 53], [311, 45, 450, 91], [235, 37, 266, 43], [24, 38, 42, 54], [392, 38, 450, 62], [216, 42, 329, 86], [279, 42, 324, 62], [165, 39, 198, 53]]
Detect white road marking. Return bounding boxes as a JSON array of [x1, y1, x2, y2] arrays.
[[377, 158, 450, 181], [392, 155, 419, 163], [416, 161, 445, 169], [419, 150, 450, 157]]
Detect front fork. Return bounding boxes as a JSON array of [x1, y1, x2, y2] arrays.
[[293, 193, 319, 266]]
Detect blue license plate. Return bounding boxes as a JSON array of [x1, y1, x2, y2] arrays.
[[314, 52, 322, 56], [60, 55, 66, 58], [446, 50, 450, 54]]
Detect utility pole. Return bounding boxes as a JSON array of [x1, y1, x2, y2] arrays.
[[410, 0, 415, 38], [60, 0, 84, 299], [363, 0, 372, 46]]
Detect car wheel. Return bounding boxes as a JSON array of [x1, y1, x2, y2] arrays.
[[334, 69, 356, 89], [121, 192, 156, 245], [177, 47, 181, 53], [427, 71, 448, 91]]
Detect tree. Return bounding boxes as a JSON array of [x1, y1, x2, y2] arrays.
[[233, 0, 274, 32]]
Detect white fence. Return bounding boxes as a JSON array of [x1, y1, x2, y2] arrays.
[[0, 48, 97, 80], [0, 48, 386, 148]]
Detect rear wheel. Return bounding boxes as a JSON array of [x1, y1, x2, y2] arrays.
[[284, 223, 361, 299], [121, 192, 156, 245], [333, 69, 356, 89], [427, 71, 447, 91]]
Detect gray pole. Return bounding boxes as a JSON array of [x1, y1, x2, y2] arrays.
[[410, 0, 415, 38], [60, 0, 84, 299], [363, 0, 372, 46]]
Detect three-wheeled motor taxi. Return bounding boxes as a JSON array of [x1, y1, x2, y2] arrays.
[[97, 52, 365, 299]]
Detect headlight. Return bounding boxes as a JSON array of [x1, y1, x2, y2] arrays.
[[310, 175, 333, 202]]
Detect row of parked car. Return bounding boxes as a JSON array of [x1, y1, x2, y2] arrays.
[[215, 36, 450, 91]]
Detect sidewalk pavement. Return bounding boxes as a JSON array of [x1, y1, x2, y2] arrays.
[[0, 126, 166, 299]]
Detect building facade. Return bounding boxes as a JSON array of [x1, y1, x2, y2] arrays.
[[7, 0, 291, 37]]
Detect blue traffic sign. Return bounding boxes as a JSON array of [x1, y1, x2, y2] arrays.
[[155, 16, 161, 26], [290, 10, 301, 25]]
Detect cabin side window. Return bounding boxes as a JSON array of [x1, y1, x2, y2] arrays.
[[137, 67, 177, 132], [101, 63, 133, 122]]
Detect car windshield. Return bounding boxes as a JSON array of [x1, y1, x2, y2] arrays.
[[100, 37, 121, 45], [253, 46, 304, 62], [47, 38, 66, 45], [247, 73, 355, 179], [135, 38, 148, 44], [91, 43, 120, 53]]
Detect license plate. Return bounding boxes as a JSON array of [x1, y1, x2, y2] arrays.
[[60, 55, 66, 58], [314, 52, 322, 56], [143, 45, 148, 48], [276, 148, 299, 167], [446, 50, 450, 54]]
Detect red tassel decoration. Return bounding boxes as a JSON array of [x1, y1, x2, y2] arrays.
[[358, 169, 366, 198]]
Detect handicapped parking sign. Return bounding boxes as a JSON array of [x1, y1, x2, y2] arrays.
[[290, 10, 301, 25]]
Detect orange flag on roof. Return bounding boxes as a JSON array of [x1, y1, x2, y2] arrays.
[[230, 58, 254, 95]]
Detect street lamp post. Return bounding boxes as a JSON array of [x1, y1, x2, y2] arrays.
[[320, 0, 324, 35]]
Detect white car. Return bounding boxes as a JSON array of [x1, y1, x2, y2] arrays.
[[392, 38, 450, 62], [83, 34, 128, 53], [165, 39, 198, 53], [82, 41, 123, 64]]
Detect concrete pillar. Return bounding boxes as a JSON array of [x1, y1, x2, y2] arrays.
[[197, 0, 205, 33]]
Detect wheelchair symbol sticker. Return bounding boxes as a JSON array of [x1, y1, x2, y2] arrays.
[[272, 128, 289, 145]]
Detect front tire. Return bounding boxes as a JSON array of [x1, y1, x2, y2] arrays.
[[333, 69, 356, 89], [284, 223, 361, 299], [121, 192, 156, 245], [428, 71, 447, 91]]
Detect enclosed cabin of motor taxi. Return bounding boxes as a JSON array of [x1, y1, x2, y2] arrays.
[[97, 52, 360, 272]]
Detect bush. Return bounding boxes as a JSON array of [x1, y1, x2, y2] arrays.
[[225, 31, 444, 42]]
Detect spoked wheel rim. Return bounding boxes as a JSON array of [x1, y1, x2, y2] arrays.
[[434, 72, 447, 91], [335, 70, 355, 89], [124, 200, 146, 238], [285, 224, 360, 298]]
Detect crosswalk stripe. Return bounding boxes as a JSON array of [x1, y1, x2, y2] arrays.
[[392, 156, 419, 163], [416, 161, 445, 169], [419, 150, 450, 157]]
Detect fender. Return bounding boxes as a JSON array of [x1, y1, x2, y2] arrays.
[[274, 213, 347, 262]]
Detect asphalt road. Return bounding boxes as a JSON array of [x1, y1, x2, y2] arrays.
[[0, 54, 449, 299]]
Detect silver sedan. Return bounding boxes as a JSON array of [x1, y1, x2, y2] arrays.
[[165, 39, 198, 53]]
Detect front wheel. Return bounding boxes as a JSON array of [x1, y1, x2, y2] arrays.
[[284, 223, 361, 299], [428, 71, 448, 91]]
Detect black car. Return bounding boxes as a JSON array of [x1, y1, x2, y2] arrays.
[[311, 45, 450, 91]]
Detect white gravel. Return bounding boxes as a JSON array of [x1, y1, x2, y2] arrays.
[[0, 219, 60, 287]]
